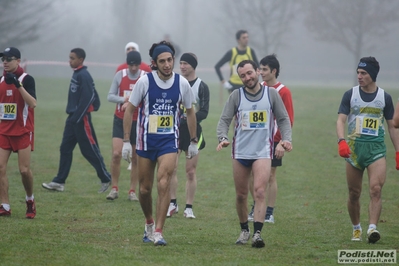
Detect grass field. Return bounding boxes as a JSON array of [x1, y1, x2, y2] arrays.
[[1, 77, 399, 265]]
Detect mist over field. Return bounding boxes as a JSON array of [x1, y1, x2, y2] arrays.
[[6, 0, 399, 87]]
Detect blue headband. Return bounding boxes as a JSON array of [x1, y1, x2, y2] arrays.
[[152, 45, 173, 61], [358, 61, 379, 82]]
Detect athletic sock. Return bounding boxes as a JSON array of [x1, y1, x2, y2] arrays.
[[353, 224, 361, 230], [185, 204, 192, 209], [254, 222, 263, 233], [368, 224, 376, 231], [171, 199, 177, 205], [26, 195, 34, 201], [240, 221, 249, 232]]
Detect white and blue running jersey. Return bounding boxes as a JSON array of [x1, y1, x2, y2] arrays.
[[233, 86, 274, 159], [131, 72, 195, 151]]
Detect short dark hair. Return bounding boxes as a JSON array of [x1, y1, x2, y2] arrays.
[[71, 48, 86, 60], [260, 54, 280, 78], [236, 59, 258, 73], [236, 30, 248, 40], [148, 40, 175, 70]]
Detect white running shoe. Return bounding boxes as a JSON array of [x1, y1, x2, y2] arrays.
[[351, 229, 362, 241], [251, 231, 265, 248], [166, 203, 178, 218], [127, 162, 132, 170], [98, 182, 110, 193], [128, 191, 138, 201], [235, 229, 250, 245], [153, 232, 167, 246], [265, 214, 275, 224], [106, 188, 119, 200], [42, 182, 65, 192], [367, 228, 380, 243], [183, 208, 196, 219], [143, 223, 155, 243]]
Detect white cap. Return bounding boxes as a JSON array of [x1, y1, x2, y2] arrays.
[[125, 42, 140, 52]]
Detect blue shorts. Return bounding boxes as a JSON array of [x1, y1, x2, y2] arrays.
[[137, 147, 178, 161], [237, 159, 257, 168]]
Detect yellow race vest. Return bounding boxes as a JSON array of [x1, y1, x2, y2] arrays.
[[229, 47, 253, 85]]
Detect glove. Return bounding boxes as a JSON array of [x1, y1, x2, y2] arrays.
[[395, 151, 399, 170], [5, 73, 21, 88], [186, 142, 199, 159], [223, 81, 233, 90], [338, 140, 351, 158], [122, 142, 132, 163]]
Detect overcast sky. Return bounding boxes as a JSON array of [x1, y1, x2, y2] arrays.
[[20, 0, 399, 88]]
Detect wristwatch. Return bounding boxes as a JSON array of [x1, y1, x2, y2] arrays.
[[219, 137, 228, 143], [190, 137, 198, 143], [338, 138, 345, 144]]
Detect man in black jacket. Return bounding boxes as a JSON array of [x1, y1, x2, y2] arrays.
[[42, 48, 111, 193]]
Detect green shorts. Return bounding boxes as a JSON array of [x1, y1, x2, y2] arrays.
[[346, 140, 386, 170]]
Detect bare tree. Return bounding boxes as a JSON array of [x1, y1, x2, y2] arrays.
[[302, 0, 399, 84], [216, 0, 299, 55], [0, 0, 54, 49]]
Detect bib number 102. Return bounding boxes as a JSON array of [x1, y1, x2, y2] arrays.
[[4, 104, 15, 113]]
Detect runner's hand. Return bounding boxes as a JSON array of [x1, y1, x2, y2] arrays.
[[5, 73, 22, 88], [122, 142, 132, 163], [187, 143, 198, 159], [274, 141, 285, 159], [338, 140, 351, 158], [281, 141, 292, 152], [216, 140, 230, 151]]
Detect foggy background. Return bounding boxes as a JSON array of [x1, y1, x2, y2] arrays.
[[3, 0, 399, 88]]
